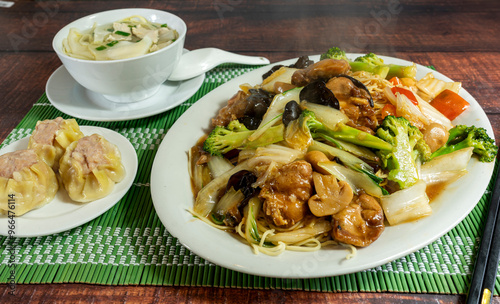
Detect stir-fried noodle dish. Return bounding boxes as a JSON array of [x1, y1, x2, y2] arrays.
[[188, 47, 497, 257]]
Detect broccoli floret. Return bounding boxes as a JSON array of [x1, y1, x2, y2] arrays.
[[430, 125, 498, 162], [227, 120, 248, 132], [300, 110, 393, 151], [320, 47, 348, 61], [376, 116, 432, 189], [203, 120, 284, 156], [349, 53, 389, 79], [320, 47, 417, 79], [354, 53, 385, 66]]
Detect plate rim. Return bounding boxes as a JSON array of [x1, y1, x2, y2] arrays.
[[150, 54, 496, 278], [0, 125, 138, 237]]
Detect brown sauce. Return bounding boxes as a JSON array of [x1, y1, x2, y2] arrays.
[[426, 181, 448, 202]]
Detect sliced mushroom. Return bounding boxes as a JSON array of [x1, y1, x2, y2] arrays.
[[331, 193, 385, 247], [308, 172, 353, 217], [304, 151, 331, 175]]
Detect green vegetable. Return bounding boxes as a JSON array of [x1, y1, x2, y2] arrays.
[[194, 160, 251, 218], [309, 140, 382, 183], [430, 125, 498, 162], [386, 64, 417, 80], [115, 30, 131, 36], [320, 47, 417, 79], [301, 110, 393, 151], [376, 116, 432, 189], [380, 180, 431, 225], [203, 120, 284, 156], [161, 23, 168, 28], [319, 47, 347, 61], [210, 187, 245, 226], [106, 41, 119, 47], [95, 46, 107, 51], [244, 197, 274, 247], [350, 53, 390, 79], [318, 161, 385, 197], [249, 87, 301, 141], [313, 134, 379, 162]]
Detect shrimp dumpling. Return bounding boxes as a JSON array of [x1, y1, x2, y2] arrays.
[[59, 134, 125, 202], [28, 117, 84, 170], [0, 150, 58, 215]]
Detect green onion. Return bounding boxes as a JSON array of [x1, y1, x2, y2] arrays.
[[107, 28, 113, 32], [115, 31, 131, 36], [161, 23, 168, 28], [95, 46, 107, 51], [106, 41, 119, 47]]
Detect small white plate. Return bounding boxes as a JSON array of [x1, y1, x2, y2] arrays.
[[150, 54, 496, 278], [45, 65, 204, 122], [0, 126, 138, 237]]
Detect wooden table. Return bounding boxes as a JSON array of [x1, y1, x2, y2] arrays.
[[1, 0, 499, 302]]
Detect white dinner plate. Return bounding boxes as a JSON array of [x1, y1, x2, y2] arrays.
[[150, 54, 496, 278], [0, 126, 138, 237], [45, 64, 204, 122]]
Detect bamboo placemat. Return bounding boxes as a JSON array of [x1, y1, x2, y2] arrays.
[[0, 64, 498, 294]]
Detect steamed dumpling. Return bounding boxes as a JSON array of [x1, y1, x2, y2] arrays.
[[59, 134, 125, 202], [28, 117, 84, 171], [0, 150, 58, 215]]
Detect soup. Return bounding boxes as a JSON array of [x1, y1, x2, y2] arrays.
[[62, 15, 179, 61]]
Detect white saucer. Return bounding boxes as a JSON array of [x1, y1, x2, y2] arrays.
[[0, 126, 138, 237], [45, 65, 205, 122]]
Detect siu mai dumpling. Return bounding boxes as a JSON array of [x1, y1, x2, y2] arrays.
[[59, 134, 125, 202], [28, 117, 84, 170], [0, 150, 58, 215]]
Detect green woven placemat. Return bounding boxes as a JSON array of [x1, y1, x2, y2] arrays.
[[0, 64, 498, 294]]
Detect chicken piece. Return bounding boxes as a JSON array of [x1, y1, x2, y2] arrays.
[[0, 150, 39, 179], [331, 193, 385, 247], [260, 160, 313, 227], [132, 25, 159, 43], [113, 22, 132, 34], [211, 90, 249, 127], [326, 77, 370, 101], [423, 123, 449, 152], [107, 23, 133, 42], [291, 59, 351, 87], [158, 27, 177, 42], [340, 100, 379, 132], [327, 77, 378, 131], [131, 24, 151, 38], [308, 172, 353, 217]]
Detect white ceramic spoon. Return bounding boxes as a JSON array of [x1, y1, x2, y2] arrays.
[[168, 48, 270, 81]]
